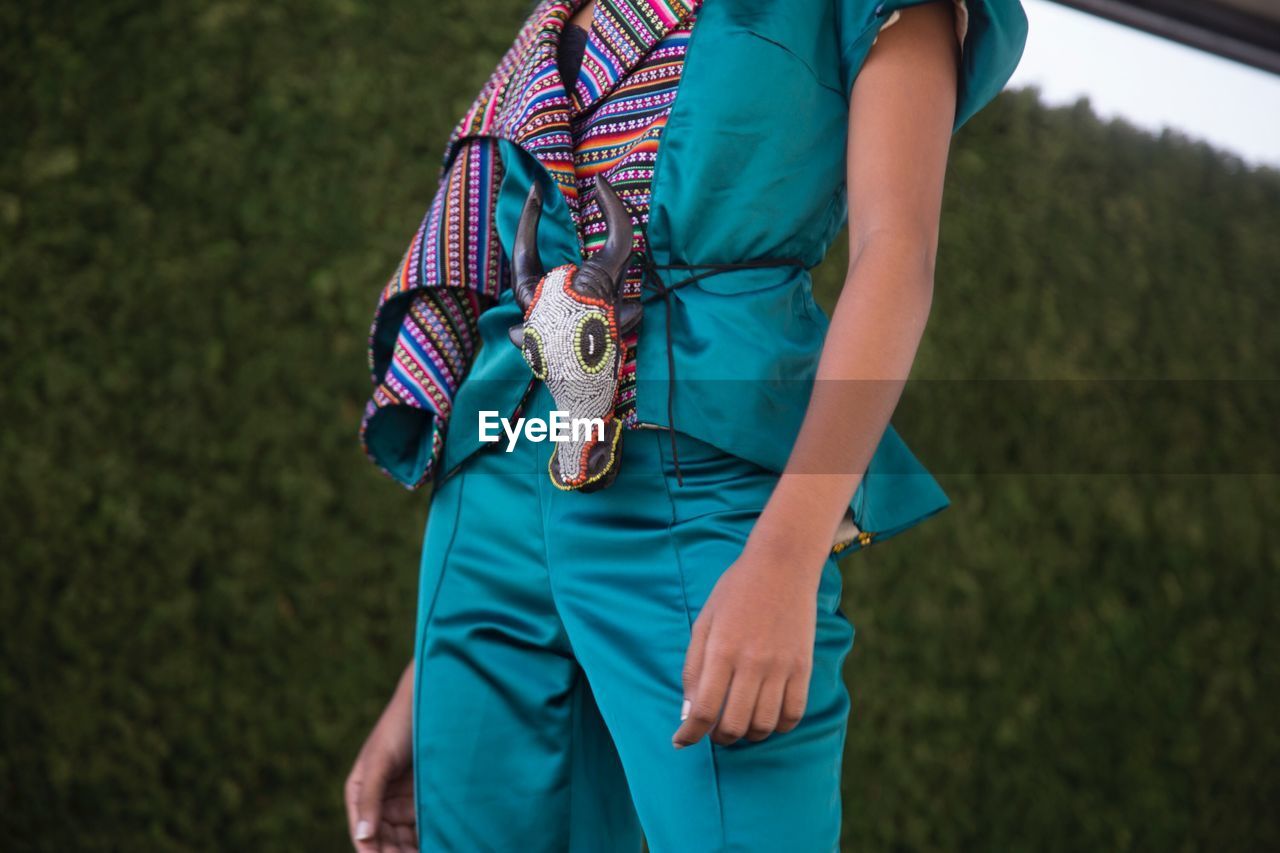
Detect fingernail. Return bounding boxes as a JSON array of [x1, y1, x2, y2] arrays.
[[355, 820, 373, 841], [672, 738, 686, 750], [680, 698, 691, 721]]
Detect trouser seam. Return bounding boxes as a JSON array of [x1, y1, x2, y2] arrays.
[[412, 472, 468, 851], [533, 392, 605, 851], [655, 431, 728, 851], [566, 665, 581, 852]]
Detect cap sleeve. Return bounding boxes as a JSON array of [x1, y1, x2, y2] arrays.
[[836, 0, 1029, 133]]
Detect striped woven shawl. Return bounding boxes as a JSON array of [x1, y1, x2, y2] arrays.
[[361, 0, 700, 489]]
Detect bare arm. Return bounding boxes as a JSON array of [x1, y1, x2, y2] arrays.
[[750, 0, 960, 570], [672, 0, 960, 749]]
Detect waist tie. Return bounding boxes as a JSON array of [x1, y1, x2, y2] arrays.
[[634, 251, 808, 487]]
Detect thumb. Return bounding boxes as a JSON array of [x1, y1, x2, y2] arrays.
[[353, 754, 389, 847]]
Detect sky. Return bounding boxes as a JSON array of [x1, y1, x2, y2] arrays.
[[1007, 0, 1280, 168]]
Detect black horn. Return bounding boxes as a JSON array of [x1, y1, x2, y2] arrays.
[[513, 183, 544, 313], [590, 174, 634, 285]]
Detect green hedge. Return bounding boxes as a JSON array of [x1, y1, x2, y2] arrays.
[[2, 2, 1277, 850]]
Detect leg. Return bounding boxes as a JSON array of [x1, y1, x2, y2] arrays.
[[411, 438, 642, 852], [542, 428, 856, 852]]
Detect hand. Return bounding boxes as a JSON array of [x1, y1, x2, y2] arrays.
[[671, 539, 823, 749], [344, 661, 418, 853]]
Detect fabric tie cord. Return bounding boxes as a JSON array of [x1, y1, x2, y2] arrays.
[[634, 250, 807, 487], [507, 171, 807, 492]]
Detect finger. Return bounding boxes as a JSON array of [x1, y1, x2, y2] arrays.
[[711, 670, 761, 746], [746, 673, 788, 742], [777, 668, 812, 734], [381, 772, 416, 850], [382, 793, 416, 826], [344, 760, 362, 844], [394, 821, 417, 853], [672, 642, 732, 748], [353, 754, 390, 851], [345, 754, 375, 851], [680, 610, 713, 710], [380, 770, 415, 850], [378, 819, 396, 853]]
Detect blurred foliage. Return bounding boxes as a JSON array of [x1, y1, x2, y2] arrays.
[[1, 1, 1277, 850], [818, 91, 1280, 851]]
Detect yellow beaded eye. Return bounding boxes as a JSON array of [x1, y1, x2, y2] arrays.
[[522, 326, 547, 379], [575, 311, 613, 374]]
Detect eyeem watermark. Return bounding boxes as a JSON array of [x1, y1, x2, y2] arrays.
[[479, 410, 606, 452]]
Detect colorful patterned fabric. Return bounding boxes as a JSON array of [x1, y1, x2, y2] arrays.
[[361, 0, 701, 488], [572, 22, 693, 425], [360, 138, 506, 486]]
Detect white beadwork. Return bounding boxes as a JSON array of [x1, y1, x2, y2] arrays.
[[522, 265, 620, 484]]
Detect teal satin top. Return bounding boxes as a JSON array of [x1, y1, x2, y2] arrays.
[[439, 0, 1028, 553]]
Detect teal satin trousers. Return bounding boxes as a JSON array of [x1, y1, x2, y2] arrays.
[[411, 381, 857, 852]]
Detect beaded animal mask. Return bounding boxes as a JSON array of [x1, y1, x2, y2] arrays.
[[508, 174, 643, 492]]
